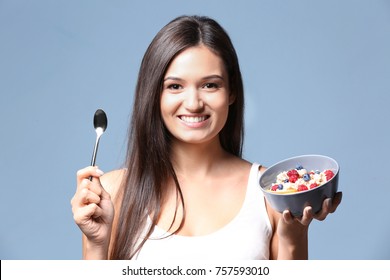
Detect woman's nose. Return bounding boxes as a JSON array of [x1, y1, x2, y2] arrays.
[[184, 88, 204, 111]]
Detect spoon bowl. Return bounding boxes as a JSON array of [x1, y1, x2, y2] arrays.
[[93, 109, 108, 135], [90, 109, 108, 168]]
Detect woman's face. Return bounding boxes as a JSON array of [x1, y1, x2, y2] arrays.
[[160, 45, 233, 146]]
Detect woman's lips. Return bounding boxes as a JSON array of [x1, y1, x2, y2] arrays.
[[178, 115, 210, 127]]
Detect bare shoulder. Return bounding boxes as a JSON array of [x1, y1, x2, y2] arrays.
[[100, 168, 126, 200], [227, 156, 252, 171]]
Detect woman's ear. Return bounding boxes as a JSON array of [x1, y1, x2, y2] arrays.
[[229, 94, 236, 105]]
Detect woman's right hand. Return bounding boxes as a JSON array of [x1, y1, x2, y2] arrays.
[[71, 166, 115, 253]]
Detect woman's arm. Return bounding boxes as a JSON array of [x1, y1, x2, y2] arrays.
[[268, 192, 342, 260], [269, 207, 309, 259], [74, 168, 124, 259]]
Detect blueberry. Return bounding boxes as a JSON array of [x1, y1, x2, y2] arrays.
[[296, 164, 303, 170], [315, 170, 320, 174], [303, 174, 311, 181], [284, 179, 289, 183], [278, 184, 283, 190]]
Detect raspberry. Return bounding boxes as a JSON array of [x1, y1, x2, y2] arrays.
[[310, 183, 318, 189], [297, 185, 308, 192], [287, 169, 299, 177], [289, 174, 299, 183], [271, 185, 279, 191], [287, 169, 299, 183], [324, 170, 334, 181]]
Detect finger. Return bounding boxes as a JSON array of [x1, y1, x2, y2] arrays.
[[71, 185, 100, 207], [83, 177, 109, 202], [73, 203, 102, 225], [282, 210, 294, 224], [81, 188, 101, 205], [71, 184, 89, 207], [299, 206, 314, 226], [329, 192, 343, 213], [77, 176, 104, 199], [87, 178, 103, 197], [77, 177, 91, 193], [76, 166, 104, 186], [314, 198, 332, 221]]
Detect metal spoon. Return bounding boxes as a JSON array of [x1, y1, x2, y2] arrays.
[[89, 109, 108, 179]]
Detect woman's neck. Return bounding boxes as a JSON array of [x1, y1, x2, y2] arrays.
[[170, 138, 232, 178]]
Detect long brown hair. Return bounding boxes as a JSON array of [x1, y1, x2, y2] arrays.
[[109, 15, 245, 259]]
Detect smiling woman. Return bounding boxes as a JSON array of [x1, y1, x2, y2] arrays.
[[161, 45, 233, 144], [70, 15, 342, 260]]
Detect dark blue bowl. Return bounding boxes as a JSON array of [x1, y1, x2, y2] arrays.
[[259, 155, 339, 217]]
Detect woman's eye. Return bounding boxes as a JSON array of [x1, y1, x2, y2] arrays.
[[167, 84, 182, 90], [203, 83, 219, 89]]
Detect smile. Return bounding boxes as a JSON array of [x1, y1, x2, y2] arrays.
[[179, 115, 209, 123]]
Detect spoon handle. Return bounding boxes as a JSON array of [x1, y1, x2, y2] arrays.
[[89, 135, 101, 181], [91, 135, 101, 166]]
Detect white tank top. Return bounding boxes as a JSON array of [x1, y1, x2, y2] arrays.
[[134, 163, 272, 260]]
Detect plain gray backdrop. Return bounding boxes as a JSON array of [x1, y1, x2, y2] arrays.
[[1, 0, 389, 259]]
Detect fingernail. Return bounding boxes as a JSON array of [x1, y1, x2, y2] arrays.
[[96, 169, 104, 176]]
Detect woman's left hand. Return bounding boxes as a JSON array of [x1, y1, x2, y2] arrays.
[[273, 192, 342, 259], [283, 191, 343, 226], [276, 191, 343, 248]]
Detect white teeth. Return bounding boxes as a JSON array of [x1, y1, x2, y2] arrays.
[[180, 116, 207, 123]]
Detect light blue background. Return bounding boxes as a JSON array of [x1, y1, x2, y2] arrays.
[[1, 0, 389, 260]]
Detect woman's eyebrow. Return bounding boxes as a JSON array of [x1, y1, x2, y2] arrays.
[[204, 74, 224, 80], [163, 76, 183, 82], [163, 74, 225, 82]]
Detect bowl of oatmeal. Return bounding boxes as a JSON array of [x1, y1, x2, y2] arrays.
[[259, 155, 339, 217]]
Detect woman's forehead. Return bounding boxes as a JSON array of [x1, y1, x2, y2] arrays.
[[164, 45, 227, 80]]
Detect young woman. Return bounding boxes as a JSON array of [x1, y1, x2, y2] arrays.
[[71, 15, 342, 260]]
